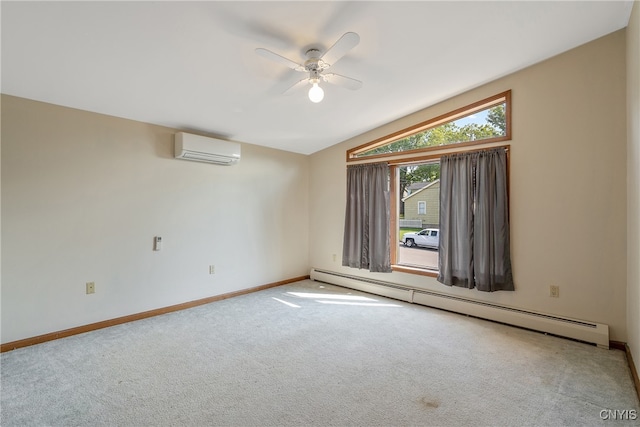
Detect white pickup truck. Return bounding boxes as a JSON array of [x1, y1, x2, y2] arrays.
[[401, 228, 439, 249]]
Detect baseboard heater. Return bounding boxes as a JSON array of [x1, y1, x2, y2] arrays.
[[310, 268, 610, 349]]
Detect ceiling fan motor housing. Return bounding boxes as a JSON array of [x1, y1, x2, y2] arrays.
[[304, 48, 328, 72]]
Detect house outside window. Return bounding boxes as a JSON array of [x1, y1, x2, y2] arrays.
[[403, 179, 439, 229]]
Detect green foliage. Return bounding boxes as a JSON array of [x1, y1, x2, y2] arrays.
[[401, 164, 440, 189], [360, 103, 507, 157], [486, 104, 506, 134]]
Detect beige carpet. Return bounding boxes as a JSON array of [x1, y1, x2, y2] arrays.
[[2, 279, 638, 426]]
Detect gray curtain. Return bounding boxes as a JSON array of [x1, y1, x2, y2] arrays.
[[342, 162, 391, 273], [438, 153, 475, 288], [438, 148, 514, 291]]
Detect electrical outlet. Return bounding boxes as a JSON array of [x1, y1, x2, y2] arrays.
[[332, 254, 337, 262], [86, 282, 95, 294], [209, 265, 215, 275], [550, 285, 560, 298]]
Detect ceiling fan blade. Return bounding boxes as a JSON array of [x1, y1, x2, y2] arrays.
[[323, 73, 363, 90], [255, 48, 305, 72], [320, 32, 360, 68], [283, 77, 309, 95]]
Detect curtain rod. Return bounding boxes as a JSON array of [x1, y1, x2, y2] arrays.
[[385, 144, 510, 166]]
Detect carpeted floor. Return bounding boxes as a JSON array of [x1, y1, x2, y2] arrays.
[[2, 279, 639, 426]]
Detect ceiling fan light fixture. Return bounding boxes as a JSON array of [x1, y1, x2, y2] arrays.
[[256, 32, 361, 103], [308, 81, 324, 103]]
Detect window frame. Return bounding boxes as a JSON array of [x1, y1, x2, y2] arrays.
[[346, 90, 511, 162], [348, 91, 513, 278]]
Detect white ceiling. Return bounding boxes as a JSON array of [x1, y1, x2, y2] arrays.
[[1, 1, 634, 155]]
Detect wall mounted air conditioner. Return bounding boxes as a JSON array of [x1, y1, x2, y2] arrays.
[[174, 132, 241, 165]]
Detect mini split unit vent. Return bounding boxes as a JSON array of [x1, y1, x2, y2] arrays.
[[174, 132, 241, 165]]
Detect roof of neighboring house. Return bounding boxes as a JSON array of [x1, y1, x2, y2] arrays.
[[402, 180, 440, 202], [406, 182, 431, 192]]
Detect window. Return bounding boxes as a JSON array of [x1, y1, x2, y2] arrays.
[[349, 91, 512, 277], [347, 91, 510, 161], [397, 161, 441, 271]]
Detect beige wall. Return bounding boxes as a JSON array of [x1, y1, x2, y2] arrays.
[[627, 1, 640, 372], [1, 96, 310, 343], [310, 30, 629, 340]]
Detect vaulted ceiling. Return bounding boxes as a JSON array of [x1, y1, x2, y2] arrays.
[[1, 1, 634, 154]]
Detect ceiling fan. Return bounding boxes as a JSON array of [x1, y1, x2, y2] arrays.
[[255, 32, 362, 103]]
